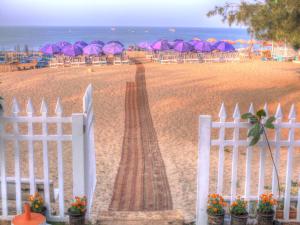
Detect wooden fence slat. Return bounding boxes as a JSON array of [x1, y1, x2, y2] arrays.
[[12, 98, 22, 214], [230, 104, 240, 203], [0, 109, 8, 216], [196, 115, 212, 225], [217, 103, 226, 194], [284, 104, 296, 220], [41, 99, 51, 217], [272, 104, 283, 199], [55, 98, 65, 218], [245, 103, 254, 205], [26, 99, 35, 195]]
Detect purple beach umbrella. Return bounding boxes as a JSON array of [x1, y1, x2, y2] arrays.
[[62, 45, 83, 57], [107, 41, 124, 47], [213, 41, 235, 52], [56, 41, 71, 49], [188, 39, 201, 46], [40, 44, 61, 55], [151, 40, 170, 51], [74, 41, 88, 48], [103, 43, 124, 55], [138, 41, 152, 50], [194, 41, 213, 52], [173, 41, 193, 53], [83, 44, 103, 56], [90, 40, 105, 46]]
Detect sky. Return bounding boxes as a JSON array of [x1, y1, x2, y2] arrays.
[[0, 0, 242, 27]]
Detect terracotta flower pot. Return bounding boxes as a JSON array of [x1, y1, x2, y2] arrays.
[[230, 213, 248, 225], [257, 211, 274, 225], [276, 208, 297, 219], [208, 213, 225, 225], [68, 209, 86, 225]]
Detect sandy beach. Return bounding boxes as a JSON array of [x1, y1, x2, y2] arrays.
[[1, 60, 300, 222]]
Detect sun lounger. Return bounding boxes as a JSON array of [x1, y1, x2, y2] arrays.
[[182, 53, 201, 63], [70, 56, 86, 66], [159, 54, 177, 64]]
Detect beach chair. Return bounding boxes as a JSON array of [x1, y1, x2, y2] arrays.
[[91, 56, 107, 65], [71, 56, 86, 66], [49, 56, 63, 68], [183, 53, 201, 63], [121, 55, 130, 64], [160, 54, 177, 64], [113, 55, 122, 65]]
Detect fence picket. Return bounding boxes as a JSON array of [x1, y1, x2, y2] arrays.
[[297, 174, 300, 221], [26, 99, 35, 195], [284, 104, 296, 220], [12, 98, 22, 214], [217, 103, 226, 194], [196, 116, 212, 225], [41, 99, 51, 216], [0, 108, 8, 216], [230, 104, 240, 203], [245, 103, 254, 205], [55, 98, 65, 218], [272, 104, 282, 199]]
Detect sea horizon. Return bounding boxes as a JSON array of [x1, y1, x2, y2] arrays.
[[0, 26, 250, 50]]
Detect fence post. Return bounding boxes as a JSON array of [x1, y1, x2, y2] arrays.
[[196, 115, 212, 225], [72, 113, 85, 197]]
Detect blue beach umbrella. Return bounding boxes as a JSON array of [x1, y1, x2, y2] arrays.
[[40, 44, 61, 55], [173, 41, 193, 53], [194, 41, 213, 52], [83, 44, 103, 56], [212, 41, 235, 52], [62, 45, 83, 56], [56, 41, 71, 49], [151, 40, 170, 51], [103, 42, 124, 55], [74, 41, 88, 48], [107, 41, 124, 47], [90, 40, 105, 46]]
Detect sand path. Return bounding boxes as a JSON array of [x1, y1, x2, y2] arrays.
[[109, 60, 173, 211]]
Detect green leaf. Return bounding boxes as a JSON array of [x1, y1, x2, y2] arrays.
[[265, 116, 275, 129], [250, 135, 260, 146], [241, 113, 253, 120], [256, 109, 266, 118], [248, 123, 261, 137], [249, 116, 258, 124]]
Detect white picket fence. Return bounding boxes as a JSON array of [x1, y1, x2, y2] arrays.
[[197, 103, 300, 225], [0, 84, 96, 222]]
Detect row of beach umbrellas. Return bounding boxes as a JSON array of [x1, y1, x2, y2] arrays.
[[138, 39, 236, 53], [40, 40, 125, 56]]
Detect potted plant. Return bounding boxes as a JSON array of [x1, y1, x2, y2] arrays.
[[257, 193, 277, 225], [230, 197, 248, 225], [68, 196, 87, 225], [207, 193, 227, 225], [28, 192, 46, 216], [275, 199, 297, 219]]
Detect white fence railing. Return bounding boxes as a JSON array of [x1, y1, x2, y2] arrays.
[[197, 103, 300, 225], [0, 84, 96, 222]]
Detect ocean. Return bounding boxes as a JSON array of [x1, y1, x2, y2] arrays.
[[0, 26, 250, 51]]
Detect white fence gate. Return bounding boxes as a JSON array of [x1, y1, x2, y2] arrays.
[[0, 84, 96, 222], [197, 103, 300, 225]]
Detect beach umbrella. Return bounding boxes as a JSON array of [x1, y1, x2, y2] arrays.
[[213, 41, 235, 52], [173, 41, 193, 53], [83, 44, 103, 56], [207, 38, 217, 43], [62, 45, 83, 56], [107, 41, 124, 47], [174, 39, 184, 42], [40, 44, 61, 55], [74, 41, 88, 48], [194, 41, 213, 52], [138, 41, 152, 50], [90, 40, 105, 46], [188, 39, 201, 46], [103, 42, 124, 55], [56, 41, 71, 49], [192, 37, 201, 41], [151, 40, 170, 51]]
